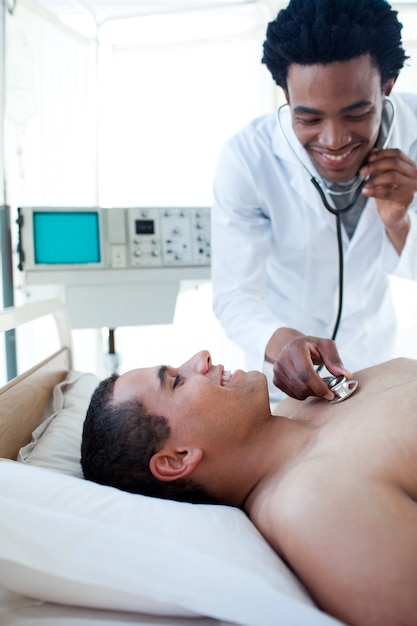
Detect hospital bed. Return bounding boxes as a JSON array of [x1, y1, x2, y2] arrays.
[[0, 299, 345, 626]]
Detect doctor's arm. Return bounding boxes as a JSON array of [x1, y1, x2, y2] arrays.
[[212, 140, 352, 401], [211, 143, 284, 369]]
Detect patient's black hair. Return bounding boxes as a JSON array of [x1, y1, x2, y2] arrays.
[[262, 0, 408, 89], [81, 374, 220, 505]]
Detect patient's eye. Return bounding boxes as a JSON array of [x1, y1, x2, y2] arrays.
[[173, 374, 184, 389]]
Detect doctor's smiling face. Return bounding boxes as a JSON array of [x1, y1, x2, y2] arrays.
[[285, 53, 395, 184]]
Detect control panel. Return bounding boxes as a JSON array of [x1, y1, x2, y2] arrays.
[[126, 207, 210, 268]]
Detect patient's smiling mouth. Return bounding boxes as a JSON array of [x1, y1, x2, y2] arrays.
[[221, 370, 232, 386]]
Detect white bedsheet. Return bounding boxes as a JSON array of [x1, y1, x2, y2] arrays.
[[0, 587, 233, 626]]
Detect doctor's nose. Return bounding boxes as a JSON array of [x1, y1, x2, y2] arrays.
[[319, 120, 351, 150], [180, 350, 212, 376]]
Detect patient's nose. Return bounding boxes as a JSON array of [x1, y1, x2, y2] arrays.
[[181, 350, 211, 375]]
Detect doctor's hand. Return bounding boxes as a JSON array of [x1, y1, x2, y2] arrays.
[[266, 328, 352, 401], [361, 148, 417, 254]]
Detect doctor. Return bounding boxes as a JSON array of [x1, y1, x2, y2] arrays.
[[211, 0, 417, 401]]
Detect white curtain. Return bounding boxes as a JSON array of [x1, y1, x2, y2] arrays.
[[2, 0, 97, 382], [6, 1, 97, 208], [97, 4, 274, 208], [3, 1, 276, 379]]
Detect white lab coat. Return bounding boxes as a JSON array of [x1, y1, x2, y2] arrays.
[[211, 92, 417, 399]]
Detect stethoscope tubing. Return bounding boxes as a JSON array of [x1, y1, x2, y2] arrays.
[[275, 97, 396, 350]]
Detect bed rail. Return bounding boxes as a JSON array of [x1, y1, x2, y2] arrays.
[[0, 298, 73, 351], [0, 299, 73, 459]]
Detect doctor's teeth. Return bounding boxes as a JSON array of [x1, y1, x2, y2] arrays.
[[323, 152, 349, 161]]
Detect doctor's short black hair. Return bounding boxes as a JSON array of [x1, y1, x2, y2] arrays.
[[262, 0, 408, 89], [81, 374, 220, 505]]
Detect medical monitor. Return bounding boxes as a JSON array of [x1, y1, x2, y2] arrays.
[[33, 211, 100, 264], [18, 207, 104, 271]]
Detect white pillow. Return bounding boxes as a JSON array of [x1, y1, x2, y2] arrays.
[[17, 371, 99, 477], [0, 461, 343, 626]]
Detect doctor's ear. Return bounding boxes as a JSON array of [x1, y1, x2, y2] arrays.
[[149, 448, 203, 483], [384, 77, 396, 97]]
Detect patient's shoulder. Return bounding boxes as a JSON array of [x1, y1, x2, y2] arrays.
[[248, 459, 339, 553], [352, 356, 417, 398], [356, 356, 417, 377]]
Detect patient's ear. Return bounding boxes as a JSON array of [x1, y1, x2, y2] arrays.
[[149, 448, 203, 482]]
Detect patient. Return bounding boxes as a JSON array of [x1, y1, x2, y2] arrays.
[[81, 351, 417, 626]]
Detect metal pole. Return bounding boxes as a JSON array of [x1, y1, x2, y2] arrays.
[[0, 206, 17, 379], [1, 0, 17, 379]]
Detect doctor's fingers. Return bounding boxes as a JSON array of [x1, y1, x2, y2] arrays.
[[362, 150, 417, 191], [272, 353, 334, 401], [299, 337, 351, 399], [273, 363, 332, 400], [363, 148, 416, 172], [316, 338, 352, 379], [362, 176, 416, 211]]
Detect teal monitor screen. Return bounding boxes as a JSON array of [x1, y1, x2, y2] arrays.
[[33, 211, 101, 264]]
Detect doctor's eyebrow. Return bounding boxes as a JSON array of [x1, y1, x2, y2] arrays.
[[158, 366, 168, 390], [293, 100, 373, 116]]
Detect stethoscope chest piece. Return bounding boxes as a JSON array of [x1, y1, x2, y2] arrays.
[[322, 375, 359, 404]]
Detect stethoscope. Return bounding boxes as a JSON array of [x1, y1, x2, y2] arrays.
[[276, 97, 396, 216], [276, 97, 396, 399]]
